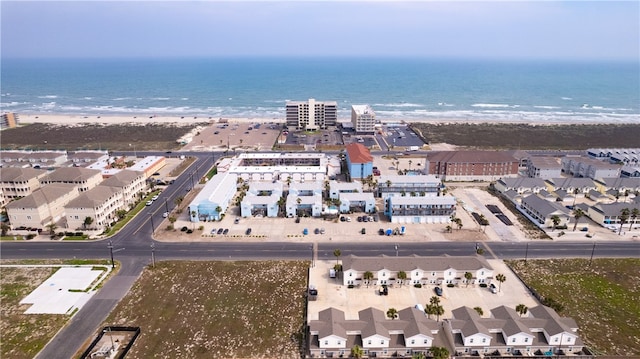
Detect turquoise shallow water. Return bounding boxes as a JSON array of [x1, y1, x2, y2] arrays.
[[1, 57, 638, 123]]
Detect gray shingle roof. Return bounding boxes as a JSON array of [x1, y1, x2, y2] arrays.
[[0, 167, 47, 182], [5, 183, 78, 209], [342, 254, 493, 272], [100, 170, 144, 187], [65, 186, 120, 208], [44, 167, 102, 182]]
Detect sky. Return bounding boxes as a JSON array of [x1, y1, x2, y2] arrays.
[[1, 1, 638, 60]]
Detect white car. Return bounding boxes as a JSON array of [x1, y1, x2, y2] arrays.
[[151, 195, 159, 201], [145, 200, 153, 206], [162, 212, 169, 218]]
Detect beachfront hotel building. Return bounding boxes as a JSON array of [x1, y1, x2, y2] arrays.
[[285, 99, 337, 130], [0, 113, 18, 130], [351, 105, 376, 133]]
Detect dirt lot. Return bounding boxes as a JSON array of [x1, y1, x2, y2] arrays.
[[90, 261, 308, 359]]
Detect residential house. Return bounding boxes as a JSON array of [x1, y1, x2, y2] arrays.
[[493, 177, 547, 196], [519, 194, 570, 229], [286, 193, 323, 218], [446, 305, 584, 357], [64, 186, 124, 231], [346, 143, 373, 179], [341, 254, 494, 287], [0, 150, 67, 169], [621, 165, 640, 178], [338, 192, 376, 214], [309, 306, 441, 358], [329, 180, 362, 200], [240, 182, 284, 218], [588, 202, 640, 229], [0, 167, 48, 201], [6, 183, 79, 230]]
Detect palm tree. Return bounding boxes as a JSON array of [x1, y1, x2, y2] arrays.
[[456, 218, 463, 230], [174, 196, 184, 207], [46, 223, 58, 236], [432, 304, 444, 321], [412, 353, 427, 359], [0, 223, 9, 236], [363, 271, 374, 288], [350, 345, 364, 359], [629, 208, 639, 230], [397, 271, 407, 287], [429, 295, 441, 306], [550, 215, 561, 230], [619, 208, 630, 235], [572, 208, 585, 231], [408, 159, 413, 171], [386, 307, 398, 320], [572, 187, 580, 207], [473, 306, 484, 316], [495, 273, 506, 292], [116, 209, 127, 220], [445, 225, 452, 233], [464, 272, 473, 287], [516, 303, 528, 317], [83, 216, 94, 229], [430, 346, 450, 359], [333, 249, 341, 266]]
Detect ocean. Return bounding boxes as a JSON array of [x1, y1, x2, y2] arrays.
[[1, 57, 639, 123]]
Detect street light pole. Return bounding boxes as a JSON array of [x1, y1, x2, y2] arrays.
[[107, 240, 114, 269], [589, 242, 596, 266], [164, 198, 169, 214], [395, 244, 398, 257], [524, 242, 529, 264], [310, 245, 314, 268], [151, 243, 155, 268]]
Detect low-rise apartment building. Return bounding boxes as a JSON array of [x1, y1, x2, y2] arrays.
[[561, 156, 620, 179], [386, 195, 456, 224], [377, 175, 441, 198], [329, 180, 363, 200], [0, 168, 48, 201], [426, 151, 520, 181], [341, 254, 494, 287], [5, 183, 79, 230], [240, 182, 284, 218], [64, 186, 124, 231], [519, 194, 570, 229], [526, 157, 562, 179], [40, 167, 103, 192], [99, 170, 146, 208], [189, 172, 238, 222], [346, 143, 373, 180]]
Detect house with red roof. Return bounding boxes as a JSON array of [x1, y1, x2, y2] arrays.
[[346, 143, 373, 180]]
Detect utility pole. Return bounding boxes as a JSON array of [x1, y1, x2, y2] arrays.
[[150, 243, 156, 268], [524, 242, 529, 264], [395, 243, 399, 257], [164, 198, 169, 214], [149, 214, 155, 234], [589, 242, 596, 266], [107, 240, 114, 269]]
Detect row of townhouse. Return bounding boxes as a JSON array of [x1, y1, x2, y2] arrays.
[[341, 254, 494, 287], [4, 170, 146, 231], [0, 150, 109, 169], [309, 305, 586, 359], [495, 176, 640, 230]]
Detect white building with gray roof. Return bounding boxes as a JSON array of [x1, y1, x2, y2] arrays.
[[64, 186, 124, 231], [342, 254, 494, 287], [387, 195, 456, 224], [40, 167, 103, 192], [188, 172, 238, 222], [519, 194, 570, 229], [0, 167, 48, 201]]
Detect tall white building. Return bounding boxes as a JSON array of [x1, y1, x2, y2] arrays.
[[351, 105, 376, 133], [286, 99, 337, 130]]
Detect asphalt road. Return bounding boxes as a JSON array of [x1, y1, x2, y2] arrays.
[[2, 150, 639, 358]]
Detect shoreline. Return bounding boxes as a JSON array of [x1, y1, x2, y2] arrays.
[[12, 113, 640, 127]]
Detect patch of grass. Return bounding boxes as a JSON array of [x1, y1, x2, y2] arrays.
[[410, 123, 640, 150], [1, 235, 24, 241], [169, 156, 196, 177], [98, 261, 308, 359], [507, 258, 640, 355], [0, 123, 207, 151]]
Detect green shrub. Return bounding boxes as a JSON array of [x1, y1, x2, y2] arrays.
[[414, 283, 422, 288]]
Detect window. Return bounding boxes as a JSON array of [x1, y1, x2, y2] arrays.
[[555, 337, 559, 342], [381, 340, 384, 344], [512, 338, 516, 343], [482, 338, 486, 343], [411, 340, 415, 345], [368, 340, 372, 345], [524, 338, 529, 343], [324, 340, 328, 345], [470, 338, 474, 343], [424, 339, 428, 344]]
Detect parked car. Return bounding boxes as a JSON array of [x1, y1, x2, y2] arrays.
[[434, 286, 443, 296], [217, 228, 224, 234], [234, 218, 240, 224], [210, 228, 217, 234], [320, 228, 325, 234], [361, 228, 366, 234], [151, 195, 159, 201], [223, 228, 229, 235], [340, 216, 346, 222], [246, 228, 252, 235], [489, 283, 498, 294], [145, 200, 153, 206], [162, 212, 169, 218], [378, 228, 385, 235], [314, 228, 320, 234]]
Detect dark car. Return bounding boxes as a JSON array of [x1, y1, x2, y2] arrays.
[[340, 216, 346, 222], [223, 228, 229, 235], [217, 228, 224, 234], [361, 228, 366, 234], [378, 228, 385, 235], [434, 286, 443, 296], [246, 228, 252, 235], [314, 228, 320, 234], [357, 216, 363, 222], [295, 217, 301, 223]]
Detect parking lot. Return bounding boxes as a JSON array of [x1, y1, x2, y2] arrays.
[[307, 259, 539, 321], [182, 120, 282, 152]]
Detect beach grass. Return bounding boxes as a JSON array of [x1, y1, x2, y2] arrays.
[[410, 123, 640, 149], [95, 260, 308, 359], [507, 258, 640, 355]]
